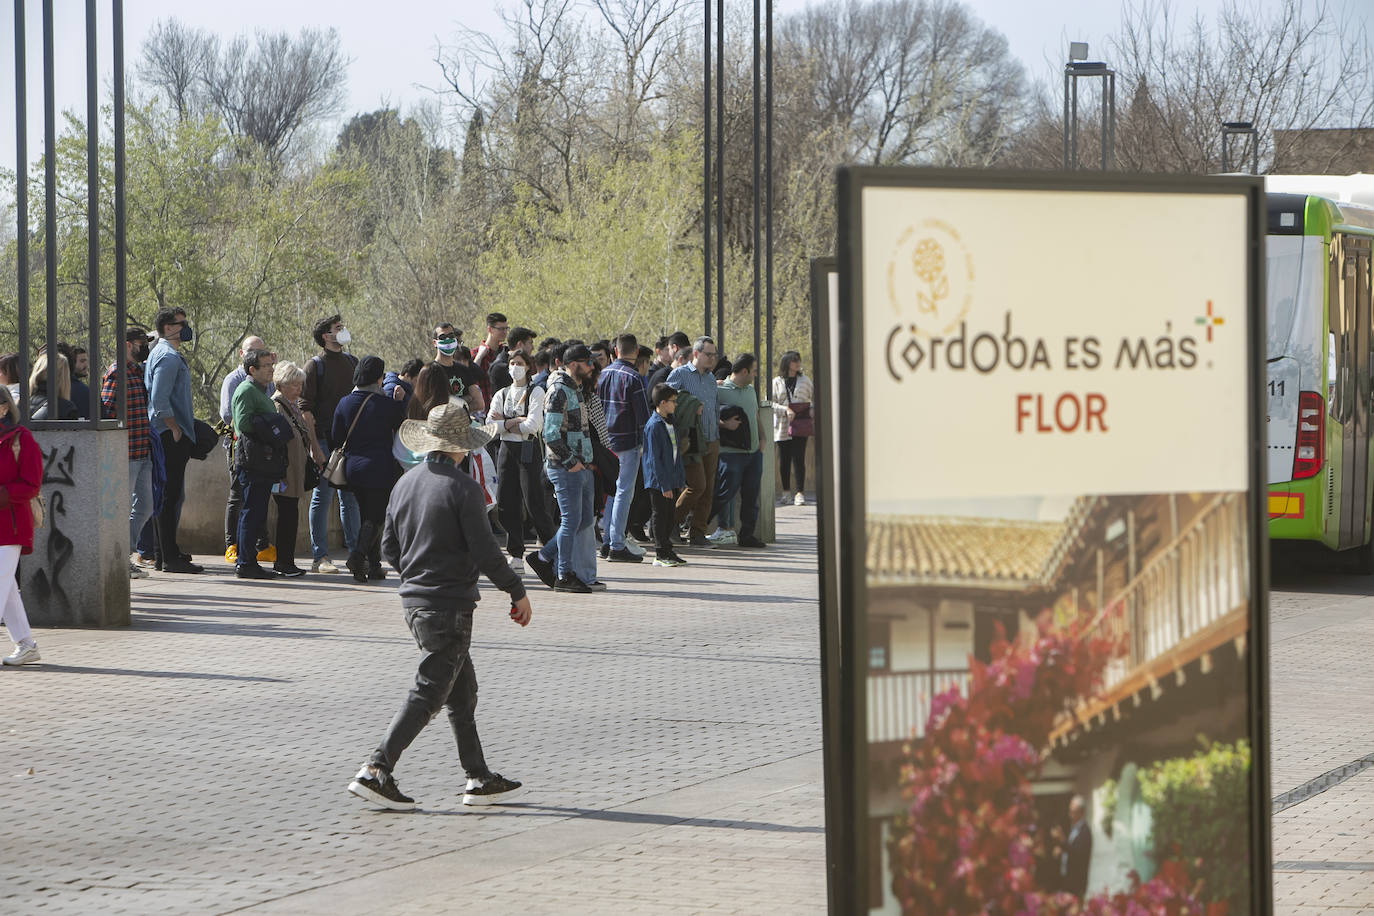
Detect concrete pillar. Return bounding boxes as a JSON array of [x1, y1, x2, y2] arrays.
[[23, 428, 130, 627], [757, 401, 776, 541]]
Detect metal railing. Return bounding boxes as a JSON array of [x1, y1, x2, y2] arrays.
[[867, 669, 971, 744], [1094, 493, 1249, 692]]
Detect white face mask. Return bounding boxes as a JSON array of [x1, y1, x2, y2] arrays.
[[335, 328, 352, 345], [511, 365, 527, 382]]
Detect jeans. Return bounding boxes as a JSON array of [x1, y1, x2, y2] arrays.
[[225, 449, 268, 551], [496, 440, 555, 558], [128, 458, 155, 554], [157, 429, 192, 559], [778, 436, 807, 492], [369, 606, 490, 780], [604, 445, 641, 551], [235, 469, 272, 567], [541, 462, 596, 583], [712, 451, 763, 538], [309, 437, 360, 560]]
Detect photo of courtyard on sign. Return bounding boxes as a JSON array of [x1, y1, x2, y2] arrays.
[[863, 491, 1253, 914]]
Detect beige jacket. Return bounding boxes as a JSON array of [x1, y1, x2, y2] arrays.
[[771, 373, 814, 442]]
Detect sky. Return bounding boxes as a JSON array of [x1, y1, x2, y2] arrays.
[[0, 0, 1368, 175]]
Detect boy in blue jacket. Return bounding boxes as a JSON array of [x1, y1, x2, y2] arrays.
[[642, 383, 687, 567]]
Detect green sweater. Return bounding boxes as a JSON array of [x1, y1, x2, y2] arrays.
[[231, 377, 277, 436], [717, 379, 761, 454]]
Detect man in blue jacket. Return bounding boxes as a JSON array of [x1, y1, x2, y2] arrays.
[[145, 306, 201, 574], [595, 333, 650, 563]]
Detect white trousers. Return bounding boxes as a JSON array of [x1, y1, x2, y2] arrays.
[[0, 544, 34, 647]]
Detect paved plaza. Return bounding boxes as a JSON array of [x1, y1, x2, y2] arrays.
[[0, 508, 1371, 913]]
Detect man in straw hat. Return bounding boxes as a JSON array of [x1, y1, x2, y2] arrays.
[[348, 400, 532, 811]]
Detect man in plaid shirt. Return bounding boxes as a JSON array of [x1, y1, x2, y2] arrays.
[[101, 327, 154, 580]]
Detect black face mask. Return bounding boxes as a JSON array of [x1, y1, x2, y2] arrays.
[[135, 345, 150, 363], [179, 324, 194, 343]]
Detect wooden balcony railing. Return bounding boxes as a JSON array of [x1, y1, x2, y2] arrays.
[[1093, 493, 1249, 695], [867, 668, 971, 744]]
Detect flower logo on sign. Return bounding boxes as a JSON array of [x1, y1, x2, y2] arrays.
[[911, 237, 949, 315], [886, 219, 973, 336]]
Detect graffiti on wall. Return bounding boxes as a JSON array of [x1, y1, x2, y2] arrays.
[[30, 445, 75, 608]]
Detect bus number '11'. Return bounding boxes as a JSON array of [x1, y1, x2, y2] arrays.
[[1269, 379, 1286, 397]]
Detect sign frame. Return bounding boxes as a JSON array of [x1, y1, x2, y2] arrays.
[[827, 167, 1271, 913]]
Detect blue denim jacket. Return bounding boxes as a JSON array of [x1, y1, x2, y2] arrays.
[[145, 339, 194, 437]]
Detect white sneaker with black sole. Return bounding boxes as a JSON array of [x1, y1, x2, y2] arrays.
[[509, 556, 525, 575], [463, 772, 524, 806], [623, 534, 646, 557], [348, 764, 416, 811]]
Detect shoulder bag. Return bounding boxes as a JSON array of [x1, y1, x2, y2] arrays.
[[324, 393, 374, 487]]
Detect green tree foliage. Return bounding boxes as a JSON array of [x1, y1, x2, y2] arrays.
[[1137, 738, 1252, 910]]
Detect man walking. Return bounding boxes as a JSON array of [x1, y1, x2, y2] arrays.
[[220, 335, 273, 565], [596, 333, 649, 563], [526, 344, 598, 593], [347, 401, 530, 811], [302, 314, 360, 574], [669, 336, 738, 547], [145, 306, 202, 574], [100, 327, 154, 580]]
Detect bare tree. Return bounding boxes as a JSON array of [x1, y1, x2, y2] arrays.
[[201, 28, 349, 167], [138, 19, 213, 121], [1009, 0, 1374, 172], [591, 0, 688, 157]]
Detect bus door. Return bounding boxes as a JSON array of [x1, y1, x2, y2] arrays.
[[1335, 234, 1374, 548]]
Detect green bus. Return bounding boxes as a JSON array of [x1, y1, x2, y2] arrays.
[[1265, 176, 1374, 569]]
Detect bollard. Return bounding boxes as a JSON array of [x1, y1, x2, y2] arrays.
[[757, 401, 776, 542]]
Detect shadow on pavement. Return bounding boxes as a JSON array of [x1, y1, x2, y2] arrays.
[[8, 664, 290, 682], [409, 803, 824, 833]]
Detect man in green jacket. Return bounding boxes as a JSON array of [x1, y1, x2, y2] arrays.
[[231, 349, 280, 579], [709, 353, 766, 549]]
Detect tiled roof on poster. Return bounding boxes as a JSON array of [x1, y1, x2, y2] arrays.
[[867, 515, 1066, 588]]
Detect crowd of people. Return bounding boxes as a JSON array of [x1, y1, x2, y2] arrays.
[[0, 309, 817, 664]]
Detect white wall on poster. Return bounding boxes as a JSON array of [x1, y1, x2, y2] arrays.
[[861, 186, 1250, 501]]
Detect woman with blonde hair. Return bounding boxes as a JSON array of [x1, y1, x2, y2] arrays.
[[271, 361, 326, 577], [0, 384, 43, 664], [29, 352, 77, 421]]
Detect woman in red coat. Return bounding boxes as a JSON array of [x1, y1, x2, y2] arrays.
[[0, 384, 42, 665]]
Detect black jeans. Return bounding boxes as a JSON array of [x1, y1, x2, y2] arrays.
[[235, 469, 272, 567], [225, 450, 269, 551], [369, 606, 489, 780], [273, 495, 299, 569], [778, 436, 808, 492], [496, 440, 555, 558], [157, 429, 192, 559], [651, 488, 676, 553], [353, 487, 390, 567]]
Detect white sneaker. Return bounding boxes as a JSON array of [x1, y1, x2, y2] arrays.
[[3, 643, 40, 666], [129, 562, 149, 579], [623, 535, 646, 557], [509, 556, 525, 575], [312, 557, 339, 574], [794, 491, 806, 506], [706, 528, 737, 546]]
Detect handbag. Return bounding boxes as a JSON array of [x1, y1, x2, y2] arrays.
[[325, 393, 374, 487], [787, 402, 814, 438]]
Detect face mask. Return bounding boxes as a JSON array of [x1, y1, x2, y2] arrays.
[[335, 328, 352, 345], [436, 338, 458, 356], [179, 324, 194, 343], [135, 344, 150, 362], [511, 365, 527, 382]]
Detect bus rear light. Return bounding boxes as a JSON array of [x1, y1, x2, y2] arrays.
[[1293, 391, 1324, 480]]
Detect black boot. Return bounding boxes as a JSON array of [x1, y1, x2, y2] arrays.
[[348, 521, 375, 583]]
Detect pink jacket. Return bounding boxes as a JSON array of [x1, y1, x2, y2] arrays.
[[0, 424, 42, 554]]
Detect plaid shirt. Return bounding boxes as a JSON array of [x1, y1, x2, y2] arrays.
[[101, 360, 151, 460]]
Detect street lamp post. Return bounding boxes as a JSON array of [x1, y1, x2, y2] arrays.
[[1062, 42, 1116, 170], [1221, 121, 1259, 174]]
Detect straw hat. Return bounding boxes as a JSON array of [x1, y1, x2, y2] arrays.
[[398, 400, 494, 454]]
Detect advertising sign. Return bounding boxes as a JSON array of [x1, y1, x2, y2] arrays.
[[825, 170, 1269, 914]]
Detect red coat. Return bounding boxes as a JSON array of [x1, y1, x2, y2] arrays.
[[0, 423, 42, 554]]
